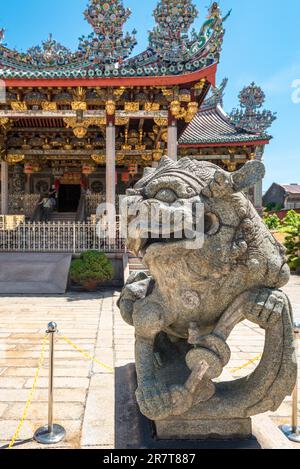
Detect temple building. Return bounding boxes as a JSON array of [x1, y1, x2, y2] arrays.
[[0, 0, 276, 249]]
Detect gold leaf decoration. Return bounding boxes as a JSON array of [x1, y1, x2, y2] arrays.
[[63, 117, 106, 138], [41, 101, 57, 112], [194, 79, 206, 90], [91, 154, 105, 165], [124, 102, 139, 112], [11, 101, 28, 111], [113, 87, 126, 99], [0, 118, 10, 127], [115, 117, 129, 126], [144, 102, 160, 112], [106, 100, 116, 116], [73, 86, 86, 102], [5, 153, 25, 164], [154, 118, 168, 127], [71, 101, 87, 111]]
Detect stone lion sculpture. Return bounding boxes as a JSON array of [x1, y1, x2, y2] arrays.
[[118, 156, 297, 439]]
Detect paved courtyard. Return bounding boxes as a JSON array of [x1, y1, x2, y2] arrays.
[[0, 276, 299, 449]]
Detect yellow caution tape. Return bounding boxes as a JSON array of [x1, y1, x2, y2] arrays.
[[230, 355, 262, 374], [8, 334, 48, 450], [230, 333, 300, 374], [60, 335, 114, 373]]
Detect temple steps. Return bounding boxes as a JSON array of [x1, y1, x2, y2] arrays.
[[123, 253, 149, 284], [48, 212, 77, 223], [128, 255, 149, 276]]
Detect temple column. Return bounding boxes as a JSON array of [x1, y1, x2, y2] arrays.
[[106, 122, 116, 236], [168, 112, 177, 161], [106, 123, 116, 209], [1, 160, 8, 215]]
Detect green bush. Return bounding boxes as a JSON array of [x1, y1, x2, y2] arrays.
[[70, 251, 114, 287], [281, 211, 300, 272], [263, 213, 281, 230]]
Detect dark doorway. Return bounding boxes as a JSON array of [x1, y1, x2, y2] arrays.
[[58, 185, 81, 212]]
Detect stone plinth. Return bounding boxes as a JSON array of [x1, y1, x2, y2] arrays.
[[0, 253, 72, 294], [155, 418, 252, 440]]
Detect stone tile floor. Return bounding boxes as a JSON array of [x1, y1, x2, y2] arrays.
[[0, 275, 299, 450]]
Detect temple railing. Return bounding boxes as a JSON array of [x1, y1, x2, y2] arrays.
[[0, 221, 125, 253]]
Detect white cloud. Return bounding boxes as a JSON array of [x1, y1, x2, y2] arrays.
[[291, 79, 300, 104], [261, 60, 300, 96]]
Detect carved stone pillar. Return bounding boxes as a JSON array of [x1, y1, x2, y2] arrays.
[[168, 111, 177, 162], [1, 160, 8, 215]]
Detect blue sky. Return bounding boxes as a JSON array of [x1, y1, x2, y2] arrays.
[[1, 0, 299, 190]]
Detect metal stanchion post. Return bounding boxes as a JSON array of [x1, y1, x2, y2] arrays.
[[34, 322, 66, 445], [281, 322, 300, 443]]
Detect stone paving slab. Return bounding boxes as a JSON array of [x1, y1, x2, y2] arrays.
[[0, 276, 299, 450]]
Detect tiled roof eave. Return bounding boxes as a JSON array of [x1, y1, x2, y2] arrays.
[[178, 104, 272, 146], [179, 135, 271, 145]]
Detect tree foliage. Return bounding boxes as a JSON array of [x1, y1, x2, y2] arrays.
[[263, 210, 300, 272], [281, 211, 300, 272], [263, 213, 281, 230]]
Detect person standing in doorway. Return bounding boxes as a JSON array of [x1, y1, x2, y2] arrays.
[[39, 196, 52, 222]]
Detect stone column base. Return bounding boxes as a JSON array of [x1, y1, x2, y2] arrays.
[[155, 418, 252, 441]]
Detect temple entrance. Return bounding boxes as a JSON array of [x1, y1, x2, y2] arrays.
[[58, 185, 81, 213]]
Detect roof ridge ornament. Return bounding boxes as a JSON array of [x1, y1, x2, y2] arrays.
[[0, 29, 5, 44], [202, 77, 228, 110], [149, 0, 198, 62], [26, 34, 73, 66], [149, 1, 228, 67], [78, 0, 137, 66], [230, 82, 277, 135]]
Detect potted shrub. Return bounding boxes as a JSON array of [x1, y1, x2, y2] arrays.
[[69, 251, 114, 291]]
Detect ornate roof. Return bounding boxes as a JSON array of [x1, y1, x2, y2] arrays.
[[179, 81, 274, 146], [0, 1, 229, 80], [230, 82, 277, 134], [178, 105, 267, 145]]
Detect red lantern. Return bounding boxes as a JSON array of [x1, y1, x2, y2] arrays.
[[122, 172, 130, 183], [80, 175, 88, 190], [24, 163, 34, 175], [128, 163, 138, 176], [54, 178, 60, 192], [82, 164, 93, 175]]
